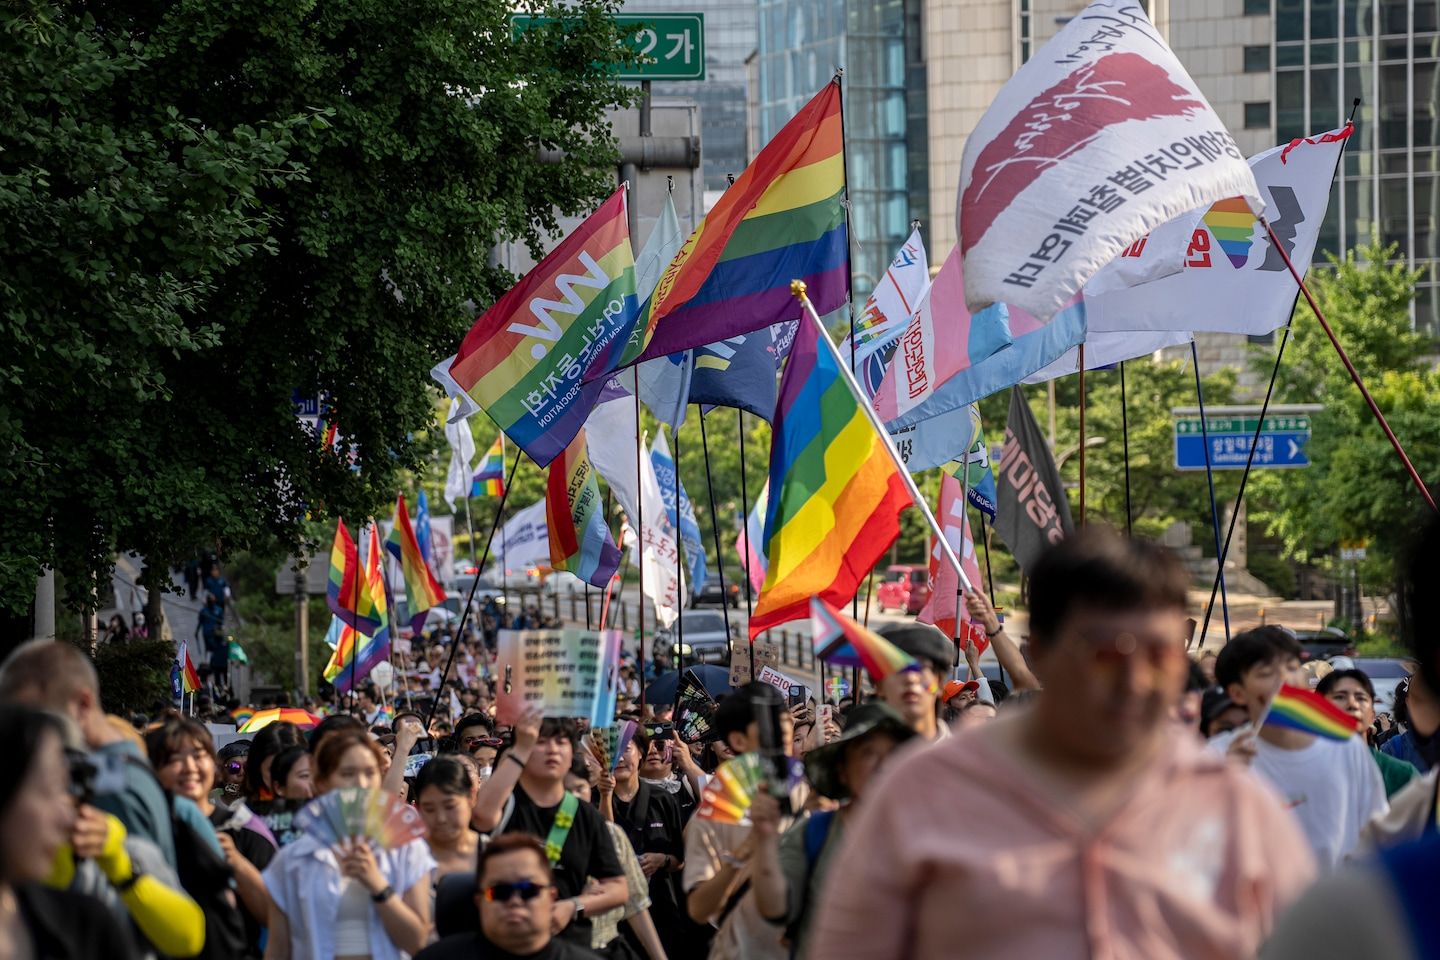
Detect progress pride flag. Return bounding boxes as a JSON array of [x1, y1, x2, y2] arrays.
[[958, 0, 1260, 321]]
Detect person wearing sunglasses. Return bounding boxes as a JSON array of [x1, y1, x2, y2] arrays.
[[808, 526, 1317, 960], [217, 740, 251, 803], [416, 833, 602, 960]]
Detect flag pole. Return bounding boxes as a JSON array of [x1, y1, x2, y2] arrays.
[[499, 434, 510, 620], [1260, 215, 1436, 514], [1078, 344, 1087, 527], [835, 68, 863, 632], [1119, 360, 1133, 537], [697, 408, 735, 658], [349, 523, 361, 713], [633, 367, 647, 714], [793, 281, 974, 591], [670, 425, 686, 714], [425, 456, 520, 732], [736, 408, 757, 677], [1191, 342, 1231, 641]]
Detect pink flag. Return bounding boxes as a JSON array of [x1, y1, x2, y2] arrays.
[[871, 249, 1012, 424], [918, 473, 987, 650]]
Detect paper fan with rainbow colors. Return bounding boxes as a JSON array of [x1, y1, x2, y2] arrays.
[[295, 787, 428, 849], [695, 752, 803, 824]]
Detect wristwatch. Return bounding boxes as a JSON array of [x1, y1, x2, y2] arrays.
[[371, 885, 395, 903], [570, 898, 586, 920]]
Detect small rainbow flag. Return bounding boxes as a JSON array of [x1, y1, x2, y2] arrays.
[[447, 187, 637, 467], [178, 642, 202, 694], [596, 80, 848, 372], [472, 435, 506, 498], [326, 525, 392, 694], [811, 598, 917, 681], [1264, 683, 1360, 741], [545, 428, 622, 588], [749, 313, 911, 637], [385, 494, 446, 632]]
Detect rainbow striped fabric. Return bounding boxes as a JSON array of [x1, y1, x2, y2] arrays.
[[749, 315, 911, 637], [385, 494, 446, 632], [810, 598, 917, 681], [603, 81, 848, 371], [545, 428, 622, 588], [1265, 683, 1360, 740], [325, 526, 392, 694], [326, 519, 383, 634], [447, 187, 637, 467], [472, 435, 506, 497], [178, 642, 202, 694]]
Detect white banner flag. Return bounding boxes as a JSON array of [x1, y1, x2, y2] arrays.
[[840, 228, 931, 399], [488, 499, 550, 574], [443, 398, 476, 510], [958, 0, 1261, 321], [637, 435, 685, 629], [1084, 125, 1349, 336]]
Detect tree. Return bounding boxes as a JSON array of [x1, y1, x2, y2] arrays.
[[1249, 237, 1440, 591], [1, 1, 636, 622]]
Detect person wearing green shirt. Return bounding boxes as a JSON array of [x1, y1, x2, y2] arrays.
[[1318, 668, 1420, 798]]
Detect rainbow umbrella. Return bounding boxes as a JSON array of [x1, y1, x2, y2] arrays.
[[237, 707, 322, 733]]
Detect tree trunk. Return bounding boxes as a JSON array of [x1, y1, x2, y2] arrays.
[[143, 566, 169, 642]]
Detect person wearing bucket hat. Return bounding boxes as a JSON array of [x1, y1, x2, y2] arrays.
[[874, 622, 951, 741], [752, 703, 914, 959]]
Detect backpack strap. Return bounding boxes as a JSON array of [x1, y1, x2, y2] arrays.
[[542, 792, 580, 865]]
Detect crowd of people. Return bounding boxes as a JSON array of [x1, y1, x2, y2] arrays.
[[2, 519, 1437, 959]]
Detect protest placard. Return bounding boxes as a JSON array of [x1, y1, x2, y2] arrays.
[[495, 628, 622, 725]]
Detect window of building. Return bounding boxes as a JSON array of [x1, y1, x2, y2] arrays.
[[1245, 101, 1272, 129], [1244, 45, 1271, 72], [1244, 0, 1270, 14]]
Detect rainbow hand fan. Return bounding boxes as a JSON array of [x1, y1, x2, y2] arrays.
[[296, 787, 428, 849], [587, 719, 639, 773], [695, 753, 804, 824]]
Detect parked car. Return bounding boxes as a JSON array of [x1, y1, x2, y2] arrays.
[[1293, 627, 1355, 662], [694, 577, 741, 609], [1328, 656, 1413, 712], [875, 565, 929, 615], [541, 570, 586, 596], [657, 610, 735, 665]]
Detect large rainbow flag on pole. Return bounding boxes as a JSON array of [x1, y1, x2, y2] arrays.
[[545, 428, 622, 588], [447, 187, 637, 467], [385, 494, 446, 633], [595, 80, 848, 373], [325, 526, 391, 694], [326, 518, 383, 634], [472, 435, 506, 497], [749, 312, 911, 637]]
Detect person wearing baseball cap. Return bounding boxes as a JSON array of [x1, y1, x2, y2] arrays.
[[753, 702, 914, 958], [941, 679, 980, 725], [874, 622, 952, 741]]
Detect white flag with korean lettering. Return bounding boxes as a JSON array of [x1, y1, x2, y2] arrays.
[[637, 435, 685, 629], [958, 0, 1261, 321]]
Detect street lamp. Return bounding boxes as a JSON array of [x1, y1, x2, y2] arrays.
[[1055, 435, 1107, 471]]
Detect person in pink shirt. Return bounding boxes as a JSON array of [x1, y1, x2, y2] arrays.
[[806, 526, 1316, 960]]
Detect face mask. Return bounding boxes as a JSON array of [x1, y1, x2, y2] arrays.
[[478, 766, 493, 781]]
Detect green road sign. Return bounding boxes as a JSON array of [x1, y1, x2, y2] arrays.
[[1173, 414, 1312, 435], [510, 13, 706, 81]]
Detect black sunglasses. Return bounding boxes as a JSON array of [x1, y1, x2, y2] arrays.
[[483, 880, 551, 903]]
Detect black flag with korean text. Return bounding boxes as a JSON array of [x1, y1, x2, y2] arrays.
[[994, 386, 1073, 574]]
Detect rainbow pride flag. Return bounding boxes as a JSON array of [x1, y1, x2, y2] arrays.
[[600, 81, 848, 372], [749, 315, 911, 637], [326, 526, 392, 694], [1264, 683, 1360, 740], [385, 494, 446, 632], [472, 435, 506, 497], [545, 429, 622, 588], [447, 187, 637, 467], [178, 642, 202, 694], [811, 598, 917, 681]]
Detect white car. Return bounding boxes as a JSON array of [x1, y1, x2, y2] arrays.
[[541, 571, 586, 596]]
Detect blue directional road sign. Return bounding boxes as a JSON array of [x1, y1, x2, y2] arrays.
[[1174, 413, 1312, 470]]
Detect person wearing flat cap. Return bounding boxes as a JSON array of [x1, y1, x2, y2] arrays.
[[751, 702, 914, 958], [873, 622, 953, 741]]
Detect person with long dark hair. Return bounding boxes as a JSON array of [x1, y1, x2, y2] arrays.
[[0, 704, 137, 959]]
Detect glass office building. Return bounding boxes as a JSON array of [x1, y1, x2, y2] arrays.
[[1268, 0, 1440, 335], [755, 0, 928, 299]]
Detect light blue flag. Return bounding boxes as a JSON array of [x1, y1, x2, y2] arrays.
[[634, 196, 691, 430], [650, 427, 707, 591], [416, 489, 435, 568]]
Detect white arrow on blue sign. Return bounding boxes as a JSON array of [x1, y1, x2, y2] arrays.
[[1174, 430, 1310, 470]]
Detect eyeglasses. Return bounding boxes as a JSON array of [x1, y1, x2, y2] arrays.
[[482, 880, 552, 903]]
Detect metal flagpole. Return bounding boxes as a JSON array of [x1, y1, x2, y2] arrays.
[[697, 409, 735, 655], [670, 425, 686, 713], [793, 282, 974, 590], [1190, 342, 1231, 641], [499, 434, 510, 622], [1078, 344, 1087, 527], [1120, 360, 1133, 537], [737, 408, 757, 676], [633, 367, 647, 714]]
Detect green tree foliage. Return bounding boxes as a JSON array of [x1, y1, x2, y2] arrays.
[[1249, 238, 1439, 585], [1, 1, 634, 619]]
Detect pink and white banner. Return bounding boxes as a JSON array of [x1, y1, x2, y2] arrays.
[[958, 0, 1260, 321], [918, 473, 986, 647]]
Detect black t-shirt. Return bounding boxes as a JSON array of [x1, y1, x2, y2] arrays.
[[415, 932, 602, 960], [19, 884, 139, 960], [612, 782, 684, 862], [210, 804, 277, 956], [502, 786, 622, 944]]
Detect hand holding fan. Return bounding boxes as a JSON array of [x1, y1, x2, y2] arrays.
[[297, 787, 428, 848], [695, 752, 802, 824]]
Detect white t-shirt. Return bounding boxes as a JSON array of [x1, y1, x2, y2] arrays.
[[1208, 729, 1387, 868]]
